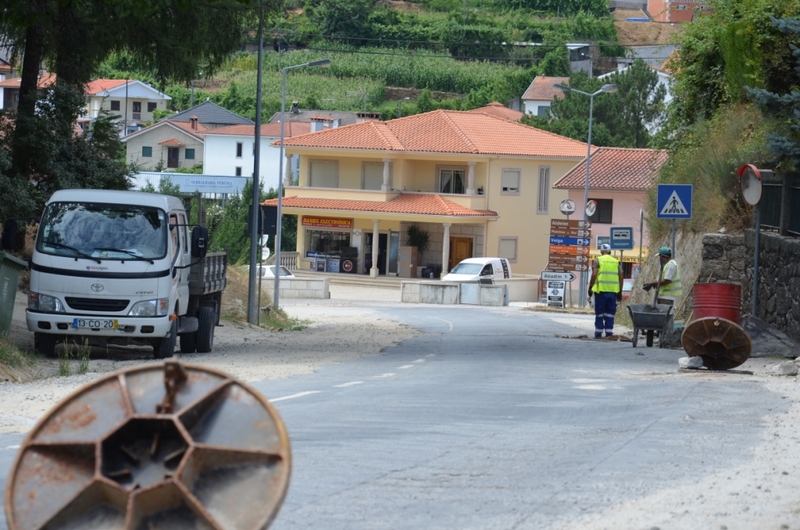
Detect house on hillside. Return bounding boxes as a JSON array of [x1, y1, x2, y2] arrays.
[[263, 109, 590, 278], [647, 0, 712, 22], [122, 117, 208, 171], [268, 103, 377, 127], [167, 100, 254, 130], [0, 73, 56, 112], [0, 58, 15, 82], [553, 147, 668, 277], [82, 79, 171, 135], [521, 76, 569, 118]]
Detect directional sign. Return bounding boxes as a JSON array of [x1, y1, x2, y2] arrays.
[[596, 236, 610, 249], [541, 271, 576, 282], [551, 219, 592, 229], [550, 227, 592, 237], [609, 226, 634, 250], [547, 260, 590, 272], [549, 254, 590, 264], [657, 184, 693, 219], [549, 245, 590, 255], [549, 236, 591, 246]]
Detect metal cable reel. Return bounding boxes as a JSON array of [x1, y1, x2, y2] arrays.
[[4, 362, 291, 530], [681, 317, 752, 370]]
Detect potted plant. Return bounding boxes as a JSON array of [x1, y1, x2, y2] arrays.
[[406, 225, 430, 257]]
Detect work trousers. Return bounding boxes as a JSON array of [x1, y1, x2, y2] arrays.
[[594, 292, 618, 338]]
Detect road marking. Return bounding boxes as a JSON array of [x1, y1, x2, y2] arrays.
[[433, 317, 454, 331], [333, 381, 363, 388], [413, 359, 425, 363], [6, 445, 20, 450], [571, 378, 607, 384], [398, 365, 414, 369], [271, 391, 321, 402], [374, 373, 396, 378]]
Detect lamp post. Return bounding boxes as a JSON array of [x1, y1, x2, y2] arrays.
[[553, 82, 617, 307], [273, 59, 331, 312]]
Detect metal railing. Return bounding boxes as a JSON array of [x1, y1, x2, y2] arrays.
[[761, 178, 782, 230], [757, 172, 800, 237]]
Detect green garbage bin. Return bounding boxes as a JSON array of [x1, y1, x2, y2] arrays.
[[0, 252, 27, 334]]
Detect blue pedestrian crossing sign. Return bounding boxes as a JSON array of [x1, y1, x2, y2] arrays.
[[657, 184, 693, 219]]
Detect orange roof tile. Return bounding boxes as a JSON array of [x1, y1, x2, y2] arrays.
[[262, 194, 498, 218], [85, 79, 129, 95], [159, 138, 184, 146], [278, 109, 588, 158], [553, 147, 668, 191], [467, 102, 524, 122], [208, 122, 311, 137], [522, 76, 569, 101], [0, 73, 56, 89]]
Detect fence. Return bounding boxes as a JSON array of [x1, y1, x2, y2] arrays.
[[758, 172, 800, 236]]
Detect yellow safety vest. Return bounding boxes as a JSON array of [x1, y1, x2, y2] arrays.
[[593, 254, 620, 293], [659, 259, 682, 298]]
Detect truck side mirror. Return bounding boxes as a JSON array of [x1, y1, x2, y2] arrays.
[[191, 226, 208, 258], [1, 219, 18, 251]]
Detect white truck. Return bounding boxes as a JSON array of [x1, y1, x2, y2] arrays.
[[12, 189, 226, 358]]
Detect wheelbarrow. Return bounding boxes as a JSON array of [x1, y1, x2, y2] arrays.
[[627, 303, 674, 347]]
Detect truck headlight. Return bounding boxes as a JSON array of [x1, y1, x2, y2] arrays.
[[128, 299, 170, 317], [29, 292, 65, 313]]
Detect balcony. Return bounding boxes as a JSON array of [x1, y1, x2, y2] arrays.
[[285, 186, 489, 212]]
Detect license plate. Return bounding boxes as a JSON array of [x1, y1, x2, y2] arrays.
[[73, 318, 118, 329]]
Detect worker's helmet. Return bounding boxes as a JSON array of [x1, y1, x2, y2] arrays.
[[658, 246, 672, 257], [600, 243, 611, 251]]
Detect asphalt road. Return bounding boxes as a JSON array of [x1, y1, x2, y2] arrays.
[[0, 303, 784, 529]]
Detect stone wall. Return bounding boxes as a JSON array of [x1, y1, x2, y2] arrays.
[[698, 231, 800, 343]]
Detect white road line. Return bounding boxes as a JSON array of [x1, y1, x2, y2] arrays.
[[433, 317, 454, 331], [271, 391, 321, 402], [6, 445, 20, 450], [333, 381, 363, 388], [413, 359, 425, 363], [374, 373, 396, 378], [398, 365, 414, 369]]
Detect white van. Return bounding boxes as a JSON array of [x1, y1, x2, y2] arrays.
[[442, 257, 512, 282]]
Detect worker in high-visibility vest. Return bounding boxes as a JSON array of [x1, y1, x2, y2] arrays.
[[644, 246, 682, 306], [588, 243, 623, 338]]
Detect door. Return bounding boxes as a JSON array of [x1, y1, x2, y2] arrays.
[[167, 147, 179, 168], [449, 237, 473, 270]]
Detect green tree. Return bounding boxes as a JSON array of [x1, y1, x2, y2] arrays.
[[607, 59, 667, 148], [310, 0, 377, 42]]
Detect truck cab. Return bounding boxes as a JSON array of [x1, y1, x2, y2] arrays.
[[20, 189, 225, 358]]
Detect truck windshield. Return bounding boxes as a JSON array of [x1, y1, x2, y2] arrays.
[[36, 201, 168, 261]]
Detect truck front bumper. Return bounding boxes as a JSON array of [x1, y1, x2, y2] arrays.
[[26, 311, 174, 338]]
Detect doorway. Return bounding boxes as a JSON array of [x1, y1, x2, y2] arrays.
[[449, 237, 473, 270], [364, 232, 388, 275], [167, 147, 179, 168]]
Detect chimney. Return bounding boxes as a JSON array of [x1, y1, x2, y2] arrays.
[[356, 112, 382, 123], [190, 115, 198, 130], [291, 101, 300, 114]]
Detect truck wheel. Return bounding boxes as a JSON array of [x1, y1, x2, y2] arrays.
[[196, 306, 215, 353], [179, 332, 197, 354], [154, 320, 177, 359], [34, 333, 58, 358]]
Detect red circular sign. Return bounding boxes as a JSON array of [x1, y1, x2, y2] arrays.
[[342, 259, 354, 272]]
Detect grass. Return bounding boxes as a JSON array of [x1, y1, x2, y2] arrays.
[[222, 265, 308, 331], [0, 335, 36, 380]]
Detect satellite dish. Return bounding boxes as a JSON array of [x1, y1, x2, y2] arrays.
[[585, 200, 597, 217], [737, 164, 764, 206]]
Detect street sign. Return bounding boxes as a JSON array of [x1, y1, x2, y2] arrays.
[[596, 236, 610, 249], [549, 245, 590, 255], [549, 254, 590, 264], [541, 271, 576, 282], [609, 226, 634, 250], [546, 280, 565, 307], [551, 219, 592, 229], [657, 184, 693, 219], [549, 227, 592, 237], [549, 236, 591, 246]]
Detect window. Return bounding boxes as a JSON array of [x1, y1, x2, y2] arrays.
[[110, 101, 120, 111], [498, 237, 518, 261], [309, 159, 339, 188], [437, 167, 466, 194], [236, 142, 243, 158], [588, 198, 613, 224], [132, 102, 141, 112], [362, 162, 388, 190], [501, 168, 520, 195], [142, 146, 152, 157], [185, 148, 195, 160], [235, 167, 242, 176], [537, 106, 550, 118], [147, 102, 157, 112], [537, 166, 550, 213]]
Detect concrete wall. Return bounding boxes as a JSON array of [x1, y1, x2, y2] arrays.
[[400, 281, 509, 306], [698, 231, 800, 343], [267, 278, 330, 299]]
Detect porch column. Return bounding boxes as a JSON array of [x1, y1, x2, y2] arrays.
[[382, 158, 391, 192], [441, 223, 451, 275], [283, 153, 293, 187], [466, 162, 476, 196], [371, 219, 380, 278]]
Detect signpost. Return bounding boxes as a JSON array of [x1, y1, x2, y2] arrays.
[[657, 184, 693, 257], [541, 271, 576, 282], [609, 226, 634, 250], [546, 280, 565, 307], [547, 219, 592, 307]]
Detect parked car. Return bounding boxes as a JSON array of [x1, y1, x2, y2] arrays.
[[245, 265, 296, 279], [442, 257, 512, 282]]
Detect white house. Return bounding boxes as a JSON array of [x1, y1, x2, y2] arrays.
[[121, 117, 207, 171], [83, 79, 171, 135], [521, 76, 569, 117]]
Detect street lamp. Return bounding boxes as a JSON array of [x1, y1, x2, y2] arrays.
[[553, 82, 617, 307], [273, 59, 331, 311]]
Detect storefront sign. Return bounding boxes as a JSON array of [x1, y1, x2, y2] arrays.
[[302, 216, 353, 229]]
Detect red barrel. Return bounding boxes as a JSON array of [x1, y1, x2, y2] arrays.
[[693, 283, 742, 323]]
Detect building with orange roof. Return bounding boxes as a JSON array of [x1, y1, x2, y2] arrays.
[[122, 117, 208, 171], [521, 76, 569, 118], [263, 108, 592, 278], [83, 79, 171, 135], [0, 73, 56, 112], [647, 0, 712, 23], [554, 147, 668, 276]]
